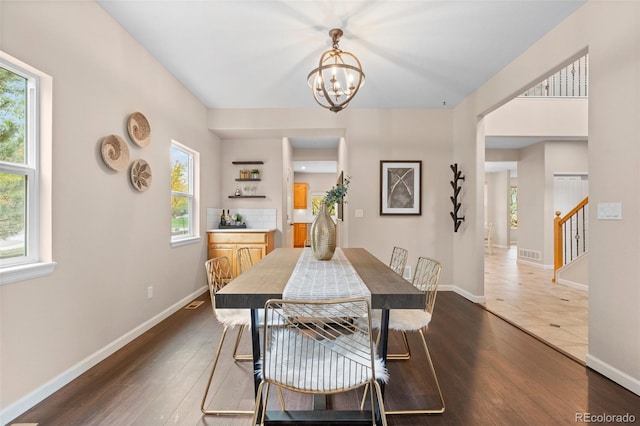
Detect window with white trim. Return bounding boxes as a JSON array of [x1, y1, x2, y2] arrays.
[[171, 141, 199, 245], [1, 59, 40, 267], [1, 52, 54, 285]]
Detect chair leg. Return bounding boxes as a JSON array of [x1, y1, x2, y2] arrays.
[[375, 329, 412, 361], [385, 329, 445, 415], [232, 325, 253, 361], [252, 381, 267, 426], [201, 326, 254, 415], [371, 380, 388, 426]]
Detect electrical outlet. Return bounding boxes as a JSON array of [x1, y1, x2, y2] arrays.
[[147, 286, 153, 299]]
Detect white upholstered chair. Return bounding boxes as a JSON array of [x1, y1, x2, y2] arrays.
[[237, 246, 254, 274], [364, 256, 445, 415], [201, 256, 254, 415], [389, 246, 408, 277], [253, 297, 388, 426]]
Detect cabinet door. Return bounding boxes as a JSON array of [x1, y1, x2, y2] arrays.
[[245, 244, 266, 264], [293, 183, 308, 209], [293, 223, 307, 248]]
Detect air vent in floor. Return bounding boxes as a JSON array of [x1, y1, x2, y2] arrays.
[[184, 301, 204, 310]]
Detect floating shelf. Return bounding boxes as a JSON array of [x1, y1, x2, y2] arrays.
[[235, 178, 261, 182], [232, 161, 264, 165], [228, 195, 266, 199]]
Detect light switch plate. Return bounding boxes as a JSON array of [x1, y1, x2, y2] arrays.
[[354, 209, 364, 218], [597, 202, 622, 220]]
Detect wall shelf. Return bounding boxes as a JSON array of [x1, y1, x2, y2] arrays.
[[235, 178, 261, 182], [228, 195, 266, 199], [232, 161, 264, 165]]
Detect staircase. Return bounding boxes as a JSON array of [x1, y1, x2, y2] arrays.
[[553, 197, 588, 285]]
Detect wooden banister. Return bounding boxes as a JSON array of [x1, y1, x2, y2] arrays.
[[553, 196, 588, 282]]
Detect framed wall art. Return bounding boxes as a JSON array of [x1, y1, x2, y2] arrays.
[[380, 160, 422, 215]]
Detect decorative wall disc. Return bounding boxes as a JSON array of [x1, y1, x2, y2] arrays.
[[130, 159, 152, 192], [100, 134, 129, 172], [127, 112, 151, 147]]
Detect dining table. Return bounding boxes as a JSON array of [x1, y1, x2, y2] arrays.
[[215, 247, 424, 424]]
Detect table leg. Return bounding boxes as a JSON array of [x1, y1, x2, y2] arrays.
[[251, 308, 263, 419], [374, 308, 390, 425]]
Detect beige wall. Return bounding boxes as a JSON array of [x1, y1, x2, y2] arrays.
[[455, 1, 640, 394], [0, 1, 219, 420], [209, 109, 454, 284], [2, 0, 639, 421]]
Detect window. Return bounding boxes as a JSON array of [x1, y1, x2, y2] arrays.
[[171, 141, 200, 246], [510, 186, 518, 228], [0, 51, 54, 284]]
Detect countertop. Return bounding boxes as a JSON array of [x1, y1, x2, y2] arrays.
[[207, 228, 276, 233]]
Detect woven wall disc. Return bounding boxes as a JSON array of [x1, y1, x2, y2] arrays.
[[101, 134, 129, 172], [130, 159, 152, 191], [127, 112, 151, 147]]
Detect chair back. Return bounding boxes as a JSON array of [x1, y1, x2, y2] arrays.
[[205, 257, 234, 312], [389, 246, 408, 276], [260, 298, 387, 393], [237, 247, 254, 274], [412, 257, 442, 314]]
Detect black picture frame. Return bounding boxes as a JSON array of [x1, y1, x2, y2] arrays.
[[380, 160, 422, 215]]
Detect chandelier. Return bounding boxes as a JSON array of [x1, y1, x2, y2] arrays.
[[307, 29, 365, 113]]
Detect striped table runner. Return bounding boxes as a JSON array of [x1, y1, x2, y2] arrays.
[[282, 248, 371, 302]]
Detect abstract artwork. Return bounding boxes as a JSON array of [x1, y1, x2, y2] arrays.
[[380, 161, 421, 215]]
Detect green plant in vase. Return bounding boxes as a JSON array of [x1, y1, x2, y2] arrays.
[[310, 176, 351, 260]]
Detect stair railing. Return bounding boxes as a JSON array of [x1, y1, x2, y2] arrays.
[[553, 197, 589, 282]]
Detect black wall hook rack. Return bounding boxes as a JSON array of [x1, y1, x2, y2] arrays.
[[449, 163, 465, 232]]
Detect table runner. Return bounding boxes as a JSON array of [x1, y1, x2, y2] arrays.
[[282, 248, 371, 302]]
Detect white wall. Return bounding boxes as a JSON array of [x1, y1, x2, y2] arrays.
[[208, 109, 454, 288], [485, 171, 510, 248], [512, 140, 588, 266], [0, 1, 219, 421], [454, 0, 640, 395], [220, 138, 285, 247]]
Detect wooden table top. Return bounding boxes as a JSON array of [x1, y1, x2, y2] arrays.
[[215, 248, 424, 309]]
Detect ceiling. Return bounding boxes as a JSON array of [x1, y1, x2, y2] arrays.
[[97, 1, 587, 175], [97, 0, 586, 111]]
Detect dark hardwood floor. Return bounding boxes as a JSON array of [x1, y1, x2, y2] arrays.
[[10, 291, 640, 425]]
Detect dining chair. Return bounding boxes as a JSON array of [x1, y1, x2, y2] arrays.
[[237, 246, 254, 274], [253, 297, 389, 426], [389, 246, 408, 277], [485, 222, 494, 254], [200, 256, 256, 415], [363, 256, 445, 415]]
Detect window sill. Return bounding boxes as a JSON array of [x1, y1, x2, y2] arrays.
[[171, 235, 201, 248], [0, 261, 57, 286]]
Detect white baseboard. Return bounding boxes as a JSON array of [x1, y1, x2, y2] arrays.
[[1, 286, 208, 426], [517, 258, 554, 270], [440, 284, 486, 304], [557, 278, 588, 292], [586, 354, 640, 396]]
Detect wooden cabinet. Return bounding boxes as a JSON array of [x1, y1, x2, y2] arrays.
[[293, 223, 308, 248], [294, 182, 308, 209], [208, 231, 275, 277]]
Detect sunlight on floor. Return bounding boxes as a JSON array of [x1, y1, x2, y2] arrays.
[[483, 246, 588, 364]]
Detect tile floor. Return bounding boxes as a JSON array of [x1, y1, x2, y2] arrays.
[[482, 245, 588, 364]]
